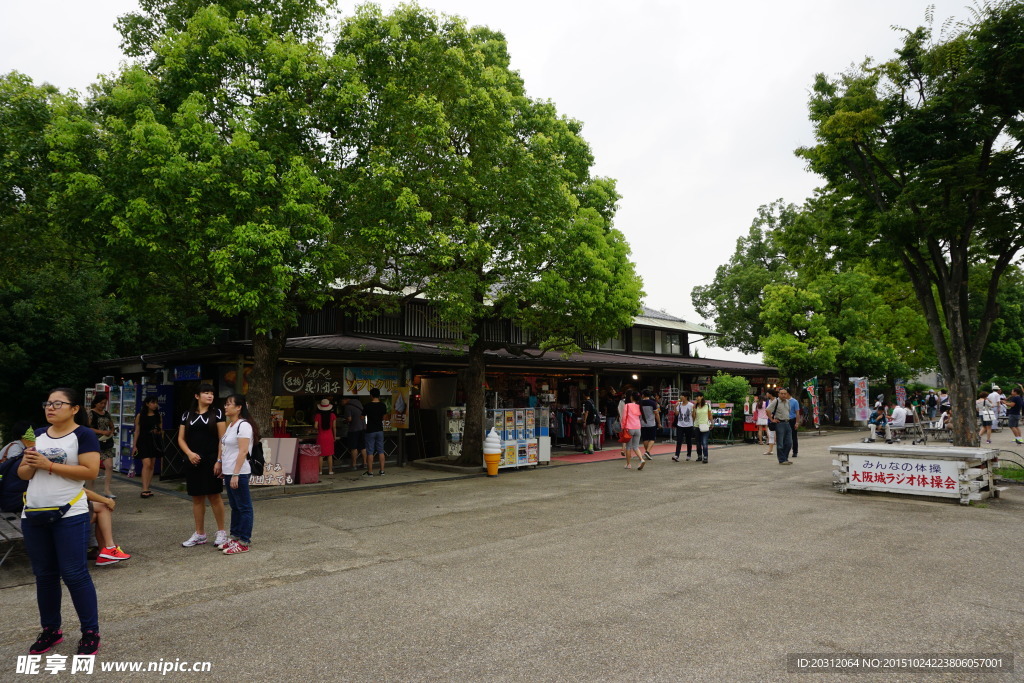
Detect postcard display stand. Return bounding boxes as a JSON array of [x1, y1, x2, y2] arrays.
[[85, 383, 133, 475], [444, 407, 467, 460], [488, 408, 547, 470], [116, 383, 137, 474], [444, 407, 550, 468], [710, 403, 734, 444]]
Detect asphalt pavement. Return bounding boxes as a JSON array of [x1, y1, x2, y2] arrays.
[[1, 429, 1022, 681]]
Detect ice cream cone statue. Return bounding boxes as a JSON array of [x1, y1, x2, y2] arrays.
[[483, 428, 502, 477]]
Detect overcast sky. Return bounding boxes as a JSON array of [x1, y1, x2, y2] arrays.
[[1, 0, 974, 362]]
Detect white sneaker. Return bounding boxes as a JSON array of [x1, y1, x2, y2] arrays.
[[181, 532, 207, 547], [213, 530, 229, 549]]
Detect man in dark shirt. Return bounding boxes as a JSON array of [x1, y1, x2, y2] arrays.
[[1003, 386, 1024, 445], [342, 397, 367, 472], [364, 388, 389, 476]]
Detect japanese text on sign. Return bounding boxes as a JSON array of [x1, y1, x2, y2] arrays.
[[847, 454, 960, 493], [344, 367, 400, 396], [279, 367, 343, 396]]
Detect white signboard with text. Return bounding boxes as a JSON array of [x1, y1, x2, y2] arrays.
[[847, 454, 960, 495]]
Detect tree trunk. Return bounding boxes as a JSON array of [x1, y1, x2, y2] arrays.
[[455, 338, 486, 466], [249, 331, 284, 440], [947, 340, 980, 448]]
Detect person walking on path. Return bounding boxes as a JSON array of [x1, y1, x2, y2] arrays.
[[639, 389, 660, 460], [692, 393, 713, 463], [754, 395, 769, 446], [86, 394, 116, 499], [672, 394, 694, 461], [768, 389, 793, 464], [1003, 386, 1024, 445], [581, 391, 601, 455], [219, 394, 256, 555], [131, 395, 162, 498], [18, 388, 103, 656], [977, 390, 995, 444], [364, 388, 388, 476], [925, 390, 938, 420], [314, 398, 337, 476], [788, 391, 801, 457], [177, 384, 228, 549], [620, 391, 645, 470]]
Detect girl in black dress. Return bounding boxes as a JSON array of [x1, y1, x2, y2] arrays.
[[132, 395, 162, 498], [176, 384, 227, 548]]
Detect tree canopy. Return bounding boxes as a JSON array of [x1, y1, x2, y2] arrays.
[[796, 0, 1024, 445]]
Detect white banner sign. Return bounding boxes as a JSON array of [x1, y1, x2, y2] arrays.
[[848, 454, 959, 494]]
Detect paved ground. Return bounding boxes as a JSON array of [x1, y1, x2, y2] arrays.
[[2, 429, 1022, 681]]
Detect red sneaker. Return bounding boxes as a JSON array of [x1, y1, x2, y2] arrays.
[[223, 541, 249, 555], [98, 546, 131, 562]]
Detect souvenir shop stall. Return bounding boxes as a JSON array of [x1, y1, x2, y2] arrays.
[[266, 364, 411, 484], [418, 368, 599, 463]]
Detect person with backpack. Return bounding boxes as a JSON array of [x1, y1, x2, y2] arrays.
[[0, 422, 35, 514], [925, 390, 938, 419], [219, 393, 256, 555], [1, 420, 35, 464]]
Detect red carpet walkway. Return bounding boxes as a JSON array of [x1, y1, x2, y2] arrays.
[[551, 440, 731, 464]]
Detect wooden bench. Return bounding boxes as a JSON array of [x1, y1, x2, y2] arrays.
[[0, 512, 24, 568]]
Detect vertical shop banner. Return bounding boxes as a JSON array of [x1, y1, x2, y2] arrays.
[[895, 380, 907, 407], [345, 367, 400, 395], [803, 378, 820, 429], [853, 378, 870, 421], [390, 387, 410, 429]]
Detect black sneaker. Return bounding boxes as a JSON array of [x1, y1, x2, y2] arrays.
[[361, 470, 375, 478], [378, 471, 385, 476], [30, 627, 63, 654], [77, 630, 100, 655]]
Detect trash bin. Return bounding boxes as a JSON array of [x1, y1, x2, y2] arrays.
[[297, 443, 321, 484]]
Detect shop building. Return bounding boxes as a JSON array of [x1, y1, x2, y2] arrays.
[[95, 301, 777, 476]]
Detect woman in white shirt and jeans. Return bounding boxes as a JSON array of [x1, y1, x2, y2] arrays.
[[219, 394, 256, 554], [18, 388, 102, 656]]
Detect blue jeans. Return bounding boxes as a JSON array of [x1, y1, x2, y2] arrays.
[[22, 512, 98, 632], [696, 428, 710, 460], [775, 421, 793, 462], [223, 474, 253, 544], [365, 431, 384, 456]]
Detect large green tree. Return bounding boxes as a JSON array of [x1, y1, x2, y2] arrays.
[[797, 1, 1024, 446], [692, 200, 795, 354], [55, 0, 362, 431], [331, 5, 643, 464]]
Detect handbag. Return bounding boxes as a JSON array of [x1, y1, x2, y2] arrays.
[[617, 428, 632, 443], [23, 489, 85, 527], [767, 401, 778, 431]]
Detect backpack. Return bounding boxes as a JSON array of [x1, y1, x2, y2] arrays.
[[0, 452, 29, 513], [926, 394, 937, 407], [248, 441, 265, 477], [234, 419, 266, 477]]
